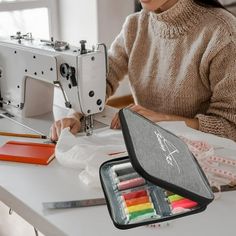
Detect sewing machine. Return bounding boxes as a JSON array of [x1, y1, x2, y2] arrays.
[[0, 32, 107, 135]]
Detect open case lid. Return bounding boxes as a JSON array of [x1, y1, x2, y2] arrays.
[[119, 108, 214, 205]]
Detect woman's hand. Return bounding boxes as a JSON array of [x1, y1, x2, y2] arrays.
[[110, 104, 199, 130], [50, 112, 82, 141]]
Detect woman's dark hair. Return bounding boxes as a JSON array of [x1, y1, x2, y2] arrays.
[[193, 0, 225, 8]]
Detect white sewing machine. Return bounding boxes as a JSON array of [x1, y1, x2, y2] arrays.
[[0, 32, 107, 135]]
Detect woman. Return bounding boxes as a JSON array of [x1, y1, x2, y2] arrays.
[[50, 0, 236, 141]]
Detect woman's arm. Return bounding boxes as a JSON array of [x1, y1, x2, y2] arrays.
[[50, 112, 82, 141], [195, 40, 236, 141], [106, 14, 138, 98], [110, 104, 199, 130]]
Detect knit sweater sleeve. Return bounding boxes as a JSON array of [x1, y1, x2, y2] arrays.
[[196, 40, 236, 141], [106, 14, 137, 98]]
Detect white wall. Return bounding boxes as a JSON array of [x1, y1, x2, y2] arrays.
[[220, 0, 236, 15], [96, 0, 134, 47], [58, 0, 134, 97], [58, 0, 98, 46], [58, 0, 134, 47]]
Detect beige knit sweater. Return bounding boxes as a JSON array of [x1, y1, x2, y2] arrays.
[[106, 0, 236, 141]]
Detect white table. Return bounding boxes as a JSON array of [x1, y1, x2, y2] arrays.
[[0, 110, 236, 236]]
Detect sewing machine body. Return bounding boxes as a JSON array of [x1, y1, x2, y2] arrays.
[[0, 34, 107, 134]]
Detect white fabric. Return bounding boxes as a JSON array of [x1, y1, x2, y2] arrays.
[[55, 127, 127, 188]]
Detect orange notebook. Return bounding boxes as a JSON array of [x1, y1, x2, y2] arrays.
[[0, 141, 55, 165]]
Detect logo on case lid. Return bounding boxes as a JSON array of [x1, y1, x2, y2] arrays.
[[154, 129, 181, 174]]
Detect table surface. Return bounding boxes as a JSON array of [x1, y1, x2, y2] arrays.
[[0, 108, 236, 236]]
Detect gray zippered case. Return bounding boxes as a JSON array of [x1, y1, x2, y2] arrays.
[[99, 108, 214, 229]]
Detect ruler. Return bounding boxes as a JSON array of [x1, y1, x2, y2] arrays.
[[43, 198, 106, 209]]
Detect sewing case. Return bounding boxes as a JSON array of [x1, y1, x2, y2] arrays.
[[100, 108, 214, 229]]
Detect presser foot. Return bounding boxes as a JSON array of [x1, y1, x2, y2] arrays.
[[84, 115, 94, 136]]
